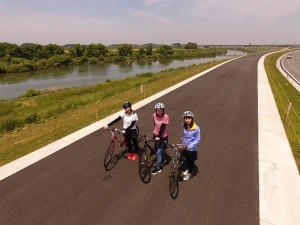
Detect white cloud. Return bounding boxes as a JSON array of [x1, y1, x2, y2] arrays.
[[188, 0, 300, 27], [0, 0, 299, 45], [131, 10, 173, 24], [0, 12, 124, 45], [144, 0, 160, 7]]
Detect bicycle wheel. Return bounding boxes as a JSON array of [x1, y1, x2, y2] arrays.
[[169, 160, 181, 199], [104, 141, 115, 167], [138, 148, 151, 183]]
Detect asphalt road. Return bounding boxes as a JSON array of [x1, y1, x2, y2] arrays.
[[282, 50, 300, 82], [0, 53, 265, 225]]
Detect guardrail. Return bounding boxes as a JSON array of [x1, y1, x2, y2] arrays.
[[280, 55, 300, 86]]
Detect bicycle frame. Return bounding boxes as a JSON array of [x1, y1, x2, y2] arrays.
[[166, 143, 186, 199], [108, 125, 140, 147], [103, 128, 125, 168], [136, 135, 155, 184]]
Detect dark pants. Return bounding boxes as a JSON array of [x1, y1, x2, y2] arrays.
[[125, 129, 139, 154], [186, 158, 195, 173], [182, 150, 197, 173]]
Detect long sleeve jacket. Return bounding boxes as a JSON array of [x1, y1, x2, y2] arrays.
[[181, 123, 201, 151]]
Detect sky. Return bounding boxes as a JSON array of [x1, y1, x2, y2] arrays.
[[0, 0, 299, 46]]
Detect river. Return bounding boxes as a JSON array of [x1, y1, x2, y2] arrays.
[[0, 50, 246, 99]]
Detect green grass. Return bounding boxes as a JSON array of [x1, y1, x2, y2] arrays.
[[0, 59, 230, 166], [264, 51, 300, 172], [2, 48, 298, 171]]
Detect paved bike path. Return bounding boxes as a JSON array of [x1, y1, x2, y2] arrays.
[[0, 53, 299, 225]]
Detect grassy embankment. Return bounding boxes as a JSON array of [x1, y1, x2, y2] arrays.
[[0, 59, 230, 166], [1, 47, 293, 168], [264, 51, 300, 172]]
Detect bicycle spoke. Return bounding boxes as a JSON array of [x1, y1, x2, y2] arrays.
[[138, 149, 151, 183], [104, 142, 114, 167], [169, 161, 181, 199]]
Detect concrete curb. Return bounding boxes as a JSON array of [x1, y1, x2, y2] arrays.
[[1, 53, 300, 225], [258, 53, 300, 225], [0, 57, 237, 181]]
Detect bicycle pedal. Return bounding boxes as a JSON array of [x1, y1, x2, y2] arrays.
[[119, 140, 126, 147]]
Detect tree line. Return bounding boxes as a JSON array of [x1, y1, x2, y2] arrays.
[[0, 42, 227, 73]]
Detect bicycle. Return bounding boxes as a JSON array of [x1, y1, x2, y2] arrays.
[[166, 143, 187, 199], [104, 126, 139, 168], [135, 135, 156, 184]]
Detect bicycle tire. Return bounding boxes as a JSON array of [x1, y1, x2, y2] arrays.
[[169, 161, 181, 199], [104, 141, 114, 167], [138, 148, 151, 183]]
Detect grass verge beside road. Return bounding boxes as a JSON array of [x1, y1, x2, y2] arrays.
[[265, 51, 300, 172], [2, 51, 298, 172], [0, 59, 229, 166]]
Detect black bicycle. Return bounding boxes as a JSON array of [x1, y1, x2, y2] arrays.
[[166, 143, 186, 199], [135, 135, 156, 184]]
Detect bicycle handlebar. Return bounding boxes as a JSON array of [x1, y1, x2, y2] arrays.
[[134, 135, 155, 142], [106, 127, 121, 134], [166, 143, 187, 150]]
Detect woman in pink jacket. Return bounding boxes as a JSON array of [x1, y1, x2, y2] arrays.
[[151, 103, 169, 175]]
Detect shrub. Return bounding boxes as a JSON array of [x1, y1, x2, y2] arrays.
[[1, 117, 24, 133], [25, 113, 41, 124], [89, 57, 98, 64], [23, 88, 41, 97], [0, 65, 7, 73], [136, 72, 154, 77]]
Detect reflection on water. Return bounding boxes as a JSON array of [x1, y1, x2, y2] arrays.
[[0, 50, 246, 99]]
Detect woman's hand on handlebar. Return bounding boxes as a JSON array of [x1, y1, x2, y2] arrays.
[[103, 125, 108, 130]]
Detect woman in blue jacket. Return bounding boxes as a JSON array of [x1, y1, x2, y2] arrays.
[[181, 111, 201, 181]]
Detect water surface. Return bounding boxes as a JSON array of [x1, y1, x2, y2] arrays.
[[0, 50, 246, 99]]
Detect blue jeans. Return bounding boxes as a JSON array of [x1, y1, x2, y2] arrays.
[[155, 136, 168, 168]]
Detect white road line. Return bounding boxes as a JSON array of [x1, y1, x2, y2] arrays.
[[0, 58, 236, 181], [1, 53, 300, 225]]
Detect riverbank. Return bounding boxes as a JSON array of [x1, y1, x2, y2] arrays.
[[0, 53, 242, 100], [0, 59, 229, 166], [2, 49, 298, 171], [0, 46, 278, 100], [0, 43, 227, 74]]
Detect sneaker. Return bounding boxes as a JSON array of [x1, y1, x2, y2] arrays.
[[183, 173, 191, 181], [151, 167, 161, 175], [131, 154, 138, 160], [183, 170, 189, 176], [127, 153, 133, 160], [161, 159, 166, 167]]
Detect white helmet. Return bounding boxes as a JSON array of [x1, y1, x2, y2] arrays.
[[154, 103, 165, 109], [183, 111, 194, 118]]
